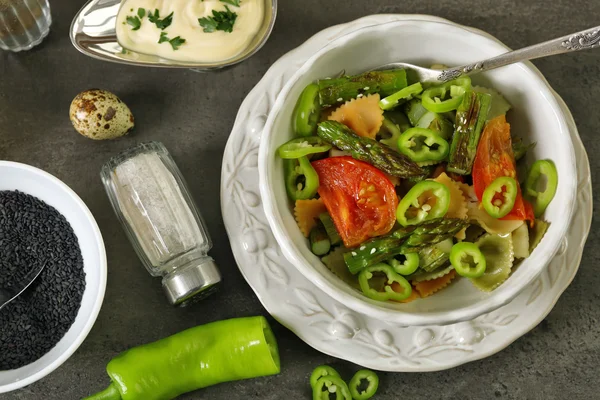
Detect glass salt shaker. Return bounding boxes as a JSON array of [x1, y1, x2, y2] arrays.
[[101, 142, 221, 306], [0, 0, 52, 52]]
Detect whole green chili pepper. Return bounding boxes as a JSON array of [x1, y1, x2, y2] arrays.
[[421, 77, 472, 113], [524, 159, 558, 217], [84, 317, 280, 400], [277, 136, 332, 159], [482, 176, 518, 218], [349, 369, 379, 400], [450, 242, 487, 278], [397, 127, 450, 163], [396, 180, 450, 226], [358, 264, 413, 301], [284, 156, 319, 201], [293, 83, 321, 136], [310, 365, 341, 389]]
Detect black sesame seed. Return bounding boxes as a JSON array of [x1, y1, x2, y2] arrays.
[[0, 190, 86, 370]]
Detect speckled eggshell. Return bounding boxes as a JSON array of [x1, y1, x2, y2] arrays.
[[69, 89, 134, 140]]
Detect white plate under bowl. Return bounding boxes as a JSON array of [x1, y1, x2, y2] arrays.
[[258, 18, 577, 327], [221, 14, 592, 371], [0, 162, 107, 393]]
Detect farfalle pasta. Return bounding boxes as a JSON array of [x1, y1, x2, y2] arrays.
[[328, 94, 384, 139]]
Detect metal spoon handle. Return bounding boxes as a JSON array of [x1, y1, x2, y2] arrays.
[[438, 25, 600, 82]]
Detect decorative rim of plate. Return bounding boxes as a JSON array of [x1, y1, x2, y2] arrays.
[[220, 14, 592, 371]]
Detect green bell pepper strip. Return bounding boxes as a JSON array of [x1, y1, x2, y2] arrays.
[[313, 375, 352, 400], [524, 159, 558, 217], [397, 127, 450, 163], [358, 264, 413, 301], [421, 77, 472, 113], [387, 252, 420, 275], [379, 82, 424, 110], [293, 83, 322, 136], [349, 369, 379, 400], [284, 156, 319, 201], [396, 180, 451, 226], [84, 317, 280, 400], [310, 365, 341, 389], [277, 136, 332, 159], [450, 242, 487, 278], [482, 176, 518, 218]]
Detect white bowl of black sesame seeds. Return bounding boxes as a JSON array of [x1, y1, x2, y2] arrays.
[[0, 161, 107, 393]]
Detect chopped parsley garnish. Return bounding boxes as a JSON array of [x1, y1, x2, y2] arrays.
[[198, 6, 237, 33], [220, 0, 241, 6], [157, 32, 186, 50], [148, 9, 173, 30], [126, 16, 141, 31], [158, 31, 170, 43], [168, 36, 186, 50], [137, 8, 145, 18]]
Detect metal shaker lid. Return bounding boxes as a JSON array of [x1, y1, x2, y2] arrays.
[[162, 257, 221, 306]]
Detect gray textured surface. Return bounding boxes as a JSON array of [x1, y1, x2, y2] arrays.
[[1, 0, 598, 399]]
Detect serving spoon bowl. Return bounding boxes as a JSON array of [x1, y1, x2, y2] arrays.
[[70, 0, 277, 70], [376, 25, 600, 83], [0, 261, 47, 312]]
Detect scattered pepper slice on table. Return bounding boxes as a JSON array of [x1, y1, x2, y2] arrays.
[[84, 316, 280, 400], [349, 369, 380, 400]]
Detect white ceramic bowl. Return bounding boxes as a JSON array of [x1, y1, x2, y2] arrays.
[[0, 161, 107, 393], [259, 20, 577, 326]]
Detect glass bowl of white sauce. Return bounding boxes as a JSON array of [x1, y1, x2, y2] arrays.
[[70, 0, 277, 71]]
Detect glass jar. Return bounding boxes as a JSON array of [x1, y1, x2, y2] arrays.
[[0, 0, 52, 52], [101, 142, 221, 305]]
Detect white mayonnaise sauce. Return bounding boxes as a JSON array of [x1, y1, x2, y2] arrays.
[[116, 0, 264, 63]]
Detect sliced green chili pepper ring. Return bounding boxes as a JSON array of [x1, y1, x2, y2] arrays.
[[283, 156, 319, 201], [482, 176, 518, 218], [387, 252, 420, 275], [421, 77, 472, 113], [293, 83, 322, 136], [312, 375, 352, 400], [310, 365, 341, 389], [450, 242, 487, 278], [524, 159, 558, 217], [397, 127, 450, 162], [379, 82, 424, 111], [348, 369, 379, 400], [277, 136, 332, 159], [358, 264, 412, 302], [396, 181, 451, 226]]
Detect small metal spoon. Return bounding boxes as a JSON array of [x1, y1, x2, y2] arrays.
[[0, 261, 47, 311], [377, 25, 600, 83]]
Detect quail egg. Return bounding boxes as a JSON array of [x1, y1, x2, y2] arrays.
[[69, 89, 134, 140]]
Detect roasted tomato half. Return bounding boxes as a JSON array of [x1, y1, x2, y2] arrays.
[[311, 156, 398, 247], [472, 115, 534, 221]]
